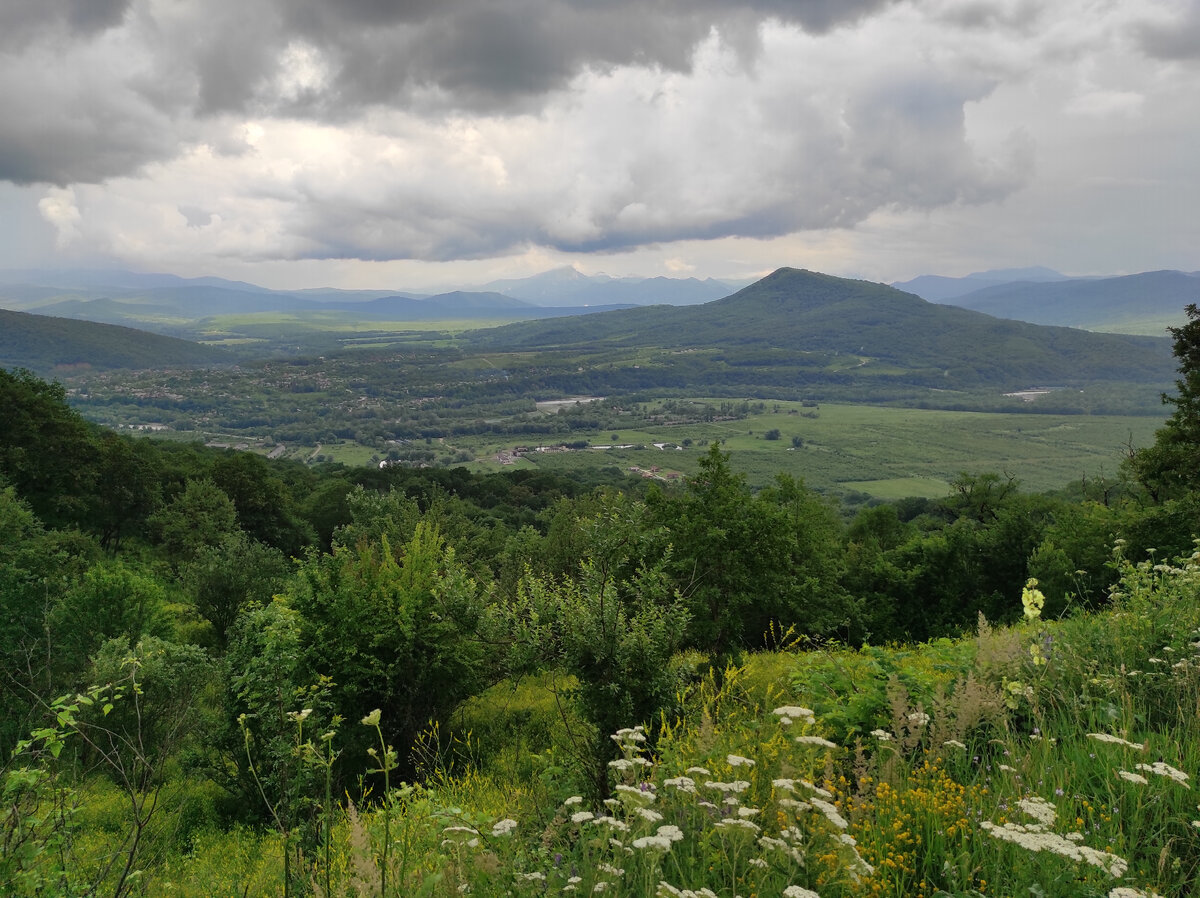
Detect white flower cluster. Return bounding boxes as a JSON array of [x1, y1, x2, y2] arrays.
[[656, 883, 717, 898], [1136, 761, 1191, 788], [704, 779, 751, 794], [1018, 796, 1058, 827], [794, 735, 839, 749], [772, 705, 817, 727], [782, 887, 821, 898], [796, 779, 834, 800], [809, 797, 849, 830], [1087, 733, 1145, 750], [980, 821, 1127, 877], [663, 775, 696, 793], [490, 818, 517, 837], [632, 824, 685, 852]]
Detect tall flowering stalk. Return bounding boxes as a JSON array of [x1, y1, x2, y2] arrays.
[[362, 709, 398, 896]]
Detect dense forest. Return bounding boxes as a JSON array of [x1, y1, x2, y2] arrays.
[[3, 305, 1200, 896]]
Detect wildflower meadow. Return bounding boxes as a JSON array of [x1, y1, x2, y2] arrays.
[[11, 540, 1199, 897]]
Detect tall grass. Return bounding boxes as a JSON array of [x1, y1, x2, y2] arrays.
[[31, 541, 1200, 897]]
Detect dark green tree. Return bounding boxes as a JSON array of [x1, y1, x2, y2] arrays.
[[149, 478, 240, 571], [0, 367, 98, 528], [501, 493, 689, 799], [1129, 303, 1200, 499], [89, 433, 164, 553], [183, 532, 293, 650], [211, 452, 312, 555], [647, 442, 848, 652], [0, 488, 98, 748], [50, 561, 173, 675]]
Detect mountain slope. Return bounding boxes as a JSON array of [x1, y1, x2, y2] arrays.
[[893, 267, 1067, 302], [0, 309, 232, 374], [943, 270, 1200, 334], [466, 268, 1174, 389]]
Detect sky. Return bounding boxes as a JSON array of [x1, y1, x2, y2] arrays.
[[2, 0, 1198, 291]]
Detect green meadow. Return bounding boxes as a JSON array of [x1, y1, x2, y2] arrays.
[[462, 401, 1165, 497]]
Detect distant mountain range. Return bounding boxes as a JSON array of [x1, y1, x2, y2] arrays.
[[0, 268, 1179, 395], [3, 265, 1195, 339], [0, 267, 743, 329], [467, 268, 1174, 390], [894, 267, 1200, 335]]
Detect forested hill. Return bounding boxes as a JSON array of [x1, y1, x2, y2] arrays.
[[466, 268, 1174, 388], [0, 308, 232, 374]]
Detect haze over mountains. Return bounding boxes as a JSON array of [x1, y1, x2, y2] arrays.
[[0, 264, 1189, 389], [893, 267, 1200, 335], [0, 264, 1195, 339]]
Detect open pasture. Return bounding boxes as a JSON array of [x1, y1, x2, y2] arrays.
[[463, 400, 1165, 497]]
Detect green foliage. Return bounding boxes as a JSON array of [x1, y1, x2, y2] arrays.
[[0, 487, 98, 748], [1129, 302, 1200, 498], [648, 443, 850, 652], [287, 521, 490, 782], [182, 531, 293, 649], [211, 451, 313, 554], [89, 432, 164, 552], [503, 495, 690, 797], [50, 561, 174, 674], [149, 477, 240, 570], [0, 366, 98, 528]]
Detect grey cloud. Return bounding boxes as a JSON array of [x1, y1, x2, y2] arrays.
[[267, 66, 1030, 262], [0, 0, 131, 48], [277, 0, 898, 113], [1137, 7, 1200, 61], [0, 0, 902, 185]]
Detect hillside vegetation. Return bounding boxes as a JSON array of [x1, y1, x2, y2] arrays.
[[0, 308, 232, 374], [2, 304, 1200, 897], [467, 269, 1173, 389]]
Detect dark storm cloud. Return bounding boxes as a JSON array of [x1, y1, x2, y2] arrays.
[[273, 0, 898, 113], [4, 0, 1043, 267], [0, 0, 131, 47], [0, 0, 903, 187]]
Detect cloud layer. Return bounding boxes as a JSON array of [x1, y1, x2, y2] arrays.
[[2, 0, 1197, 279]]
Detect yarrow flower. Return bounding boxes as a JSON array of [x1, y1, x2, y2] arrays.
[[981, 821, 1127, 877], [1118, 770, 1149, 785], [726, 754, 756, 767], [1088, 733, 1145, 750], [783, 886, 821, 898], [870, 729, 892, 741], [490, 819, 517, 836], [704, 780, 751, 794], [773, 705, 816, 726], [1136, 761, 1191, 787], [794, 735, 838, 749], [809, 798, 849, 830]]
